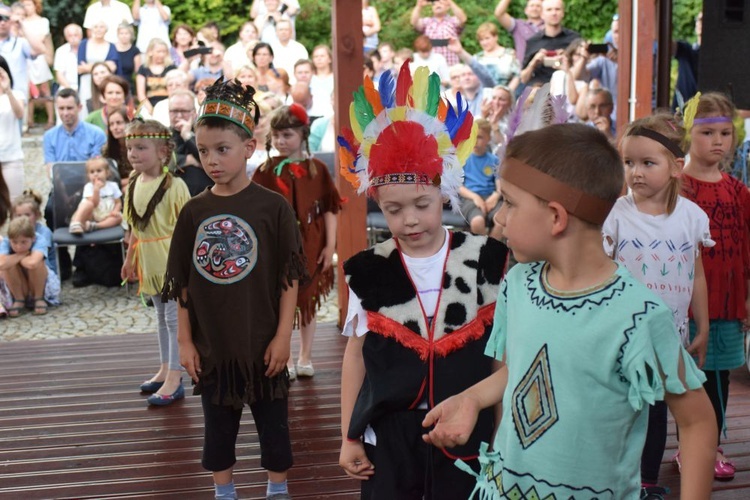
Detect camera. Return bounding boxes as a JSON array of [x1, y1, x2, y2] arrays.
[[184, 41, 213, 59], [543, 57, 561, 68]]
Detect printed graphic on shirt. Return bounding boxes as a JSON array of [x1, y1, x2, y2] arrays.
[[193, 214, 257, 284], [512, 344, 558, 449]]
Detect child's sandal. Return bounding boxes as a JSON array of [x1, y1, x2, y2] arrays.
[[8, 299, 25, 318], [69, 222, 84, 234], [85, 221, 98, 232], [32, 298, 48, 316]]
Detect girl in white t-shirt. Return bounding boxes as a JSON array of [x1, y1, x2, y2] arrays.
[[69, 157, 123, 234], [602, 113, 713, 497]]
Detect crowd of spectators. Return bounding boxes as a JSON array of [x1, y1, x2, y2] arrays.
[[0, 0, 709, 300]]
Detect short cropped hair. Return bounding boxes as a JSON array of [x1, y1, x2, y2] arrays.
[[56, 87, 80, 104], [506, 124, 624, 211]]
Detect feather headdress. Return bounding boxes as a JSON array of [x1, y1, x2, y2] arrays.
[[337, 62, 477, 211]]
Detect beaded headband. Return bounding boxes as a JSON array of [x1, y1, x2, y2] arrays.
[[125, 132, 172, 140], [626, 126, 685, 158], [501, 158, 615, 226], [197, 78, 260, 137]]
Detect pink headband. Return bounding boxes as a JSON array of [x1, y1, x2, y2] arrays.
[[501, 158, 615, 225]]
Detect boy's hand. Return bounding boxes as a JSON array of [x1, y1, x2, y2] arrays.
[[317, 245, 335, 272], [473, 194, 487, 214], [339, 439, 375, 480], [422, 393, 481, 449], [264, 333, 291, 377], [687, 331, 708, 368], [179, 339, 202, 383]]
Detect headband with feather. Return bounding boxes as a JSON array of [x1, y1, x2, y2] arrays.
[[337, 61, 477, 212]]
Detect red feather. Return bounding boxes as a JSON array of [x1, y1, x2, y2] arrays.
[[451, 114, 474, 147], [368, 121, 442, 179], [395, 61, 413, 107]]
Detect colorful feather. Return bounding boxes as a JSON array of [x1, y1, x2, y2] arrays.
[[363, 76, 383, 115], [395, 62, 412, 107], [682, 92, 701, 133], [505, 86, 532, 141], [426, 73, 441, 117], [378, 70, 395, 109], [410, 66, 429, 111], [353, 87, 376, 133], [349, 103, 363, 142], [549, 94, 570, 125], [516, 84, 550, 136]]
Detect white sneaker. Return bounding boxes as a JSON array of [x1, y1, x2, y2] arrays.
[[287, 365, 297, 381], [296, 362, 315, 377]]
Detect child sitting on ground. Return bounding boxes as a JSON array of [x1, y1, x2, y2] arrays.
[[0, 215, 60, 317], [423, 123, 717, 498], [69, 157, 123, 234], [458, 118, 503, 239], [12, 190, 58, 277]]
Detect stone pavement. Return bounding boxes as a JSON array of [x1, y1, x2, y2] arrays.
[[0, 280, 341, 342], [0, 133, 341, 342]]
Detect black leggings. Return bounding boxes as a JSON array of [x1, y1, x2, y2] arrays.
[[640, 400, 668, 485], [703, 369, 730, 445]]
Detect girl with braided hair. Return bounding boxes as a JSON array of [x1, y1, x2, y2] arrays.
[[253, 104, 343, 380], [121, 119, 190, 405]]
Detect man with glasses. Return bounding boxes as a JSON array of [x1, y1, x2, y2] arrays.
[[169, 89, 212, 196], [0, 3, 46, 99]]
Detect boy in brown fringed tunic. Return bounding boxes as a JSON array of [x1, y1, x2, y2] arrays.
[[162, 79, 308, 500]]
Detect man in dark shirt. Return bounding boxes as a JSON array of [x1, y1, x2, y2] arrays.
[[520, 0, 579, 87], [672, 12, 701, 111], [168, 90, 214, 197]]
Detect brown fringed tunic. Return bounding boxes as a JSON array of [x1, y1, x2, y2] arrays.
[[253, 156, 343, 326], [162, 182, 308, 408]]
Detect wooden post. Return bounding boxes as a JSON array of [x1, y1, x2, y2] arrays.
[[617, 0, 657, 131], [332, 1, 366, 327]]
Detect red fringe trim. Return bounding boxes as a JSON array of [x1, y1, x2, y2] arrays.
[[365, 302, 496, 361], [433, 303, 496, 358]]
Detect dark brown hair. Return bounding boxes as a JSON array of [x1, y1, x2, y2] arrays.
[[506, 123, 624, 224]]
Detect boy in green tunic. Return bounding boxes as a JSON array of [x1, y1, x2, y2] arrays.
[[423, 124, 717, 499]]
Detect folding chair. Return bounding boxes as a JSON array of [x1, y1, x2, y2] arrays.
[[50, 162, 128, 293]]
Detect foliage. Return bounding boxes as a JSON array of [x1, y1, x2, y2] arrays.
[[56, 1, 702, 58], [45, 0, 87, 47], [672, 0, 702, 43]]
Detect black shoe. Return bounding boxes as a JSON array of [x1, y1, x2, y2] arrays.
[[641, 486, 669, 499], [72, 269, 91, 288]]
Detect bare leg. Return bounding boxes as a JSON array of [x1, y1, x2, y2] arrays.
[[71, 199, 95, 225], [298, 317, 316, 366], [26, 260, 48, 299], [213, 468, 233, 486], [469, 215, 487, 235], [89, 212, 123, 230], [2, 266, 29, 315], [267, 470, 288, 484]]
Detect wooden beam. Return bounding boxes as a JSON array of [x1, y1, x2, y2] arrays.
[[634, 0, 656, 119], [332, 1, 366, 327], [616, 0, 632, 135]]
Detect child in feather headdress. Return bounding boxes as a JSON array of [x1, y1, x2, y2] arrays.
[[337, 62, 509, 499], [252, 103, 343, 381]]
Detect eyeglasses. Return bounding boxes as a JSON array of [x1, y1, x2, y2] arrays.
[[169, 109, 194, 115], [0, 15, 11, 22]]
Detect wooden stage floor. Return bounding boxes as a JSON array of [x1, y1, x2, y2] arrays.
[[0, 323, 749, 499]]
